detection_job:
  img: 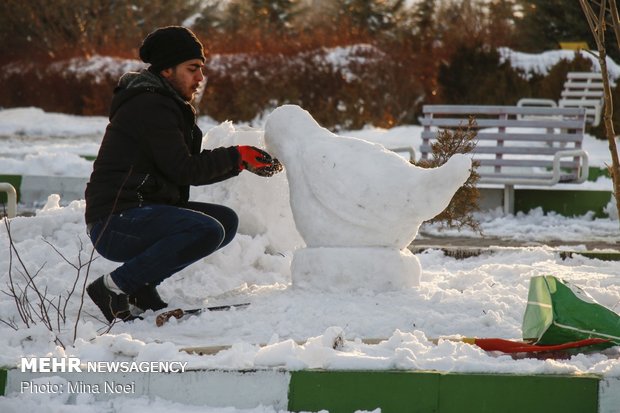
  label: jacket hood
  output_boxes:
[109,69,193,118]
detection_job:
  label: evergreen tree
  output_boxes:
[328,0,406,36]
[514,0,618,59]
[0,0,202,60]
[486,0,518,47]
[410,0,436,51]
[251,0,304,33]
[224,0,303,35]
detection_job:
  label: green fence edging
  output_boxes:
[288,370,600,413]
[588,166,611,182]
[289,370,439,413]
[78,154,97,161]
[515,189,612,217]
[0,174,22,204]
[560,251,620,261]
[1,368,603,411]
[0,368,7,397]
[439,373,598,413]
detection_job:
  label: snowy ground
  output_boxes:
[1,106,620,412]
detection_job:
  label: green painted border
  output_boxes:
[515,189,612,217]
[0,174,22,204]
[79,154,97,161]
[588,166,610,182]
[288,371,599,413]
[439,373,598,413]
[0,369,6,396]
[289,370,439,413]
[560,251,620,261]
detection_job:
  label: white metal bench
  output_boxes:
[420,105,589,214]
[517,72,612,127]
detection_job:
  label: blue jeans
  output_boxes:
[88,202,238,294]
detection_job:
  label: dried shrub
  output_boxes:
[0,58,144,115]
[416,117,481,233]
[200,44,423,129]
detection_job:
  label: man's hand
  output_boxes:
[237,146,283,177]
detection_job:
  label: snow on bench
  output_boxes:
[420,105,589,213]
[518,72,613,127]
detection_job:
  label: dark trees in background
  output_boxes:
[0,0,618,130]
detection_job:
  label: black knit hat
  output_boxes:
[139,26,205,72]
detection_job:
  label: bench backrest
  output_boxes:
[559,72,614,126]
[421,105,588,185]
[560,72,606,100]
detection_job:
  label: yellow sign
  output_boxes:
[559,41,590,50]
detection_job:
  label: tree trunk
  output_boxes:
[579,0,620,225]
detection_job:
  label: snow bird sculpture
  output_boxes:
[264,105,472,290]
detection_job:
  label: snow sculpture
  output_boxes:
[199,121,304,253]
[264,105,471,291]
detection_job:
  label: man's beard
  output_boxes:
[166,76,194,102]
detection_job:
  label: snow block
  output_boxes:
[292,246,421,291]
[599,376,620,413]
[5,369,291,409]
[4,368,618,412]
[288,371,600,413]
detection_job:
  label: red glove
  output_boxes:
[237,146,283,177]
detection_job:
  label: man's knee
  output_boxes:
[178,218,226,262]
[197,218,226,245]
[219,208,238,247]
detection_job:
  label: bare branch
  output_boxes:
[609,0,620,50]
[43,238,79,270]
[0,317,18,330]
[2,168,134,346]
[579,0,620,227]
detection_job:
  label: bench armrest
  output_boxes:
[477,149,589,186]
[517,98,558,108]
[0,182,17,218]
[552,149,589,184]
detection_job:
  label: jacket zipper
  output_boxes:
[135,173,150,207]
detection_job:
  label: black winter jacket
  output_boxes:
[85,70,240,224]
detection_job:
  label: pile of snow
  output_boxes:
[1,106,620,411]
[2,43,620,412]
[1,196,620,376]
[196,121,303,253]
[1,107,620,379]
[499,47,620,79]
[0,107,108,138]
[49,56,146,83]
[0,107,615,196]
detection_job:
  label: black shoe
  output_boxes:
[87,275,133,323]
[128,284,168,312]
